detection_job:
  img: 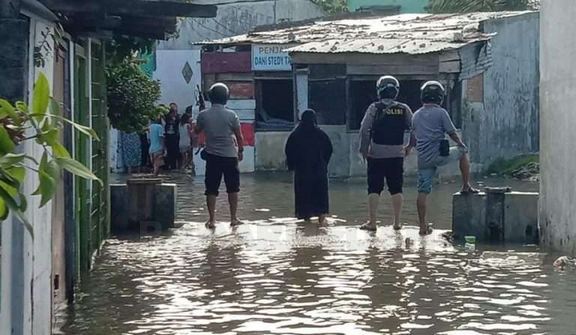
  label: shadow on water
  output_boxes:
[59,172,576,335]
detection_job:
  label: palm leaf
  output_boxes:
[428,0,529,13]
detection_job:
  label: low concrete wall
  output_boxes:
[110,183,178,233]
[255,128,466,178]
[255,131,291,171]
[323,126,350,177]
[453,191,539,244]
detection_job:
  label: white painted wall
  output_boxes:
[539,0,576,255]
[30,18,54,335]
[1,15,55,335]
[153,49,202,111]
[109,128,121,172]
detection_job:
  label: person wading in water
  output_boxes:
[359,76,415,232]
[285,109,333,225]
[407,81,479,235]
[194,83,245,229]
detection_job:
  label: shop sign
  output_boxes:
[251,44,294,71]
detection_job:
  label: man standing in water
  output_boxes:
[195,83,245,229]
[408,81,478,235]
[165,103,180,170]
[359,76,414,231]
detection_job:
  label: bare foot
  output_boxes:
[460,185,480,194]
[205,220,216,230]
[231,219,244,227]
[419,223,433,236]
[360,222,377,231]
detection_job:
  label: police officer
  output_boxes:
[359,76,415,231]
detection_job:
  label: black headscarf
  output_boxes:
[299,109,318,130]
[285,109,333,172]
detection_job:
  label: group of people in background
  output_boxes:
[133,77,478,235]
[120,102,200,176]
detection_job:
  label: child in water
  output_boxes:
[149,115,165,176]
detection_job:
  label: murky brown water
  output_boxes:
[59,173,576,335]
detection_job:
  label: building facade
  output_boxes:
[0,10,110,333]
[0,0,216,333]
[201,11,540,177]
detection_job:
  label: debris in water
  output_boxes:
[553,256,574,269]
[441,231,454,243]
[405,237,413,248]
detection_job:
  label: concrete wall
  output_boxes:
[256,127,463,178]
[540,0,576,254]
[158,0,324,50]
[463,13,540,169]
[255,132,290,171]
[153,49,202,112]
[347,0,428,12]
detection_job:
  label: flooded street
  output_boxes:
[60,173,576,335]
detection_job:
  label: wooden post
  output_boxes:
[294,67,309,121]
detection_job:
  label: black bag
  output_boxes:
[200,149,208,161]
[439,139,450,157]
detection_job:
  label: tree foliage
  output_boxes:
[106,60,162,133]
[106,35,155,65]
[312,0,349,15]
[0,73,100,236]
[428,0,530,13]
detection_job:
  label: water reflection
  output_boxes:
[59,173,574,334]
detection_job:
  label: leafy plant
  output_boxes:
[106,60,162,133]
[33,24,65,68]
[106,36,155,65]
[428,0,530,13]
[0,73,100,236]
[312,0,349,15]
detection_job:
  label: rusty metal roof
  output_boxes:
[201,11,535,55]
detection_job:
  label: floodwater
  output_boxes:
[59,173,576,335]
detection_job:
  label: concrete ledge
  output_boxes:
[110,183,178,233]
[453,191,539,244]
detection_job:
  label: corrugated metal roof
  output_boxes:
[201,11,535,55]
[528,0,540,10]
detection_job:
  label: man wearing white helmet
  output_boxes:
[407,81,479,235]
[195,83,245,229]
[359,75,415,232]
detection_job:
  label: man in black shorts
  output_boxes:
[195,83,245,229]
[359,76,415,231]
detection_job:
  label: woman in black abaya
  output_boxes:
[285,109,333,224]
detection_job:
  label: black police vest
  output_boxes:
[370,102,408,146]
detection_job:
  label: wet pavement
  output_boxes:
[59,173,576,335]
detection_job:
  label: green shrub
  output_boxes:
[106,60,161,133]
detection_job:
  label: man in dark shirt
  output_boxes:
[164,103,180,170]
[359,76,415,232]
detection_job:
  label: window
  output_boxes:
[255,79,294,131]
[348,80,376,131]
[348,79,449,130]
[309,79,346,125]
